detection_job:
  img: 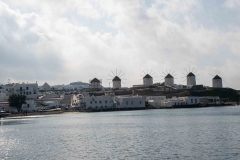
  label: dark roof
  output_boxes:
[90,78,100,83]
[165,74,173,78]
[187,72,195,77]
[113,76,121,81]
[213,75,222,80]
[143,74,152,79]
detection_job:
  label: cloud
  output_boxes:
[0,1,65,82]
[0,0,239,89]
[224,0,240,9]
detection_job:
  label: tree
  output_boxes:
[8,94,26,112]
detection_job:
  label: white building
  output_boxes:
[0,101,10,112]
[212,75,223,88]
[115,96,145,109]
[83,95,114,110]
[187,72,196,87]
[22,100,38,112]
[199,96,220,105]
[3,83,39,99]
[0,85,5,94]
[179,97,201,105]
[60,94,79,108]
[112,76,121,89]
[146,96,166,108]
[160,96,200,107]
[143,74,153,87]
[0,92,8,101]
[165,74,174,87]
[90,78,102,89]
[160,96,220,108]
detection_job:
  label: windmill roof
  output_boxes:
[43,82,50,87]
[165,74,173,78]
[90,78,100,83]
[213,75,222,80]
[113,76,121,81]
[143,74,152,79]
[187,72,195,77]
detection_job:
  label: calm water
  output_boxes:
[1,106,240,160]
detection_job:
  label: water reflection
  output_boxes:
[0,117,37,126]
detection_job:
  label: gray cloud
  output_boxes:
[0,1,65,83]
[0,0,239,89]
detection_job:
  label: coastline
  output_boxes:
[1,104,239,118]
[3,110,65,118]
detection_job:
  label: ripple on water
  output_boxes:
[0,106,240,160]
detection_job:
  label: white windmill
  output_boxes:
[108,69,125,89]
[212,75,223,88]
[160,68,176,87]
[164,74,174,87]
[89,78,102,89]
[140,69,155,87]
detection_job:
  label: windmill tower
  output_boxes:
[187,72,196,86]
[160,68,176,86]
[164,74,174,87]
[108,69,125,89]
[212,75,223,88]
[90,78,101,89]
[112,76,121,89]
[143,74,153,87]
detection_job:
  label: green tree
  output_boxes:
[8,94,26,112]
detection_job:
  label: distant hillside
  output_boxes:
[70,81,89,86]
[190,88,239,102]
[50,81,90,90]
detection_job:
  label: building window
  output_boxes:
[99,101,102,104]
[90,101,92,104]
[26,87,29,90]
[126,101,128,105]
[139,101,142,104]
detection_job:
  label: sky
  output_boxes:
[0,0,240,89]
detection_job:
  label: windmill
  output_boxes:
[182,66,199,87]
[160,68,176,87]
[89,78,102,89]
[209,70,223,88]
[107,69,125,89]
[140,69,155,87]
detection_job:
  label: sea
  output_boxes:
[1,106,240,160]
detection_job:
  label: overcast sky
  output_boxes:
[0,0,240,89]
